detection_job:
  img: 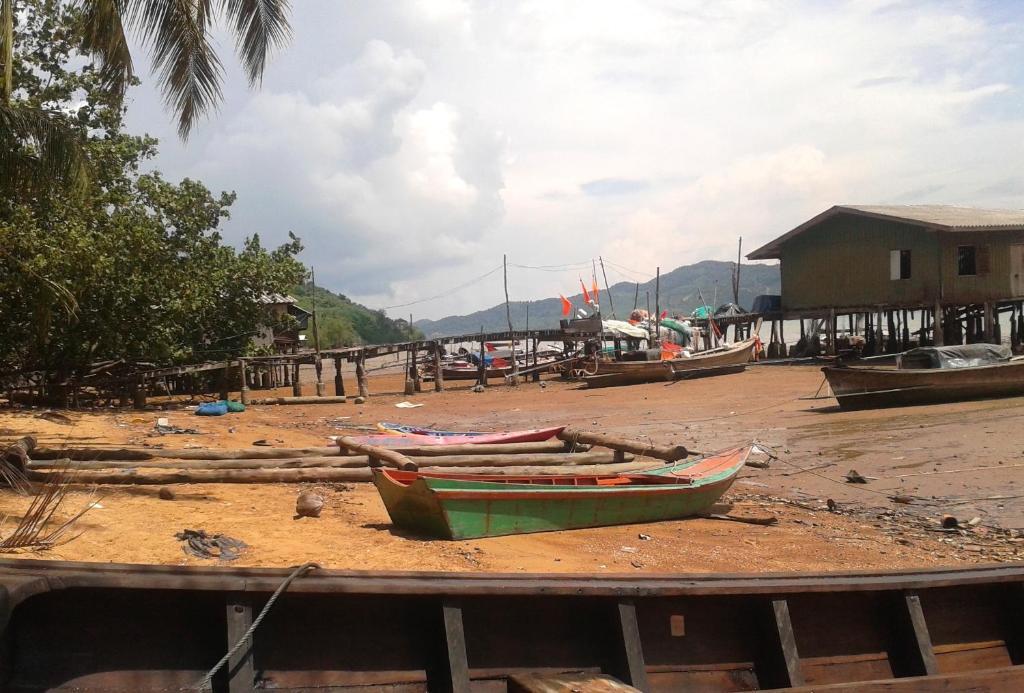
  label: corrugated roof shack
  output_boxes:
[748,205,1024,353]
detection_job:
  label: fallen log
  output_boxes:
[26,460,660,485]
[360,440,585,457]
[248,396,349,405]
[2,436,37,471]
[29,456,371,471]
[31,440,587,462]
[27,451,628,471]
[557,428,687,462]
[337,436,418,471]
[30,446,341,461]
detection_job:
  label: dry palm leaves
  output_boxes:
[0,437,33,494]
[0,464,97,552]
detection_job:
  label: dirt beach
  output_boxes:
[1,364,1022,572]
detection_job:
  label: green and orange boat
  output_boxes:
[372,444,751,539]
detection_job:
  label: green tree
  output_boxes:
[0,1,306,385]
[1,0,291,195]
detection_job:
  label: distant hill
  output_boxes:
[292,283,422,347]
[415,260,780,338]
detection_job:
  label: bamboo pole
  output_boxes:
[337,436,418,470]
[504,254,520,385]
[28,450,627,471]
[27,460,660,485]
[249,395,349,405]
[557,428,687,462]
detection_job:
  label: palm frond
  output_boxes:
[0,102,90,195]
[222,0,291,87]
[124,0,223,138]
[0,463,97,552]
[79,0,135,99]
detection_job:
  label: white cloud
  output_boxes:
[134,0,1024,318]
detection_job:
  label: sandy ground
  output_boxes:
[1,364,1023,572]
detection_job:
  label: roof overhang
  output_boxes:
[747,205,1024,260]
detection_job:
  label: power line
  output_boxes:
[379,264,503,311]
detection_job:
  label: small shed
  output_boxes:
[748,205,1024,350]
[255,294,311,353]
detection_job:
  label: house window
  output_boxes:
[890,249,911,280]
[958,246,976,276]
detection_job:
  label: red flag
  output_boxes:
[580,279,591,304]
[559,295,571,316]
[591,277,600,303]
[660,310,668,319]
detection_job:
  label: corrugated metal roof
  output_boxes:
[748,204,1024,259]
[258,293,298,305]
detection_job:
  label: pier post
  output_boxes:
[433,342,445,392]
[983,302,995,343]
[933,301,944,346]
[356,351,369,398]
[292,362,302,397]
[239,359,250,405]
[333,357,346,400]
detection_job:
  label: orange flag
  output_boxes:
[580,279,591,304]
[591,277,600,303]
[560,295,572,316]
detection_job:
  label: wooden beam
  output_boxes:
[900,591,939,676]
[438,600,471,693]
[608,599,649,690]
[225,597,255,693]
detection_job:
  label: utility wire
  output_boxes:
[379,265,503,311]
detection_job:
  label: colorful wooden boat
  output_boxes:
[584,338,757,388]
[823,345,1024,409]
[372,445,751,539]
[0,558,1021,691]
[375,422,487,436]
[350,426,566,448]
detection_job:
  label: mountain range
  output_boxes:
[414,260,781,338]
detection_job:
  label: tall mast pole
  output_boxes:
[310,268,324,396]
[503,254,519,384]
[599,256,615,319]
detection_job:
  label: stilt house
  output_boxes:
[748,205,1024,351]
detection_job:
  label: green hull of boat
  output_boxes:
[372,454,744,540]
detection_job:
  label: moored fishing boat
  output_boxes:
[349,426,566,448]
[372,445,751,539]
[823,344,1024,409]
[584,337,757,388]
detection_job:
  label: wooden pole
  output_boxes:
[239,359,250,405]
[933,301,944,346]
[732,237,742,305]
[557,428,687,462]
[334,357,345,398]
[633,283,640,312]
[477,328,486,387]
[292,362,303,397]
[433,341,444,392]
[503,254,519,385]
[337,436,418,470]
[311,269,325,397]
[599,256,615,318]
[356,351,369,398]
[654,267,661,343]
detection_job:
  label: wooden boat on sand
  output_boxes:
[2,559,1022,691]
[349,426,566,448]
[372,445,750,539]
[823,344,1024,409]
[584,337,757,388]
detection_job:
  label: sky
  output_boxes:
[123,0,1024,320]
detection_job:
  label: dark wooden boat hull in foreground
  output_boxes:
[823,359,1024,409]
[0,559,1022,692]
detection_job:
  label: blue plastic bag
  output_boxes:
[195,402,229,416]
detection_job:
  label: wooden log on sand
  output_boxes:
[360,440,585,457]
[2,436,37,471]
[32,440,583,462]
[248,396,350,405]
[337,436,419,470]
[28,451,631,471]
[557,428,688,462]
[26,460,661,485]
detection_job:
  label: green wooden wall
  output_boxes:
[778,214,1021,312]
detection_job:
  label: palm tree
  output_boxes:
[1,0,291,194]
